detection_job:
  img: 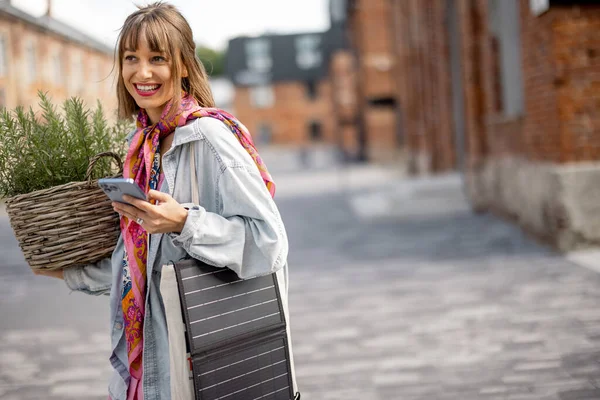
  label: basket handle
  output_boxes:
[86,152,124,184]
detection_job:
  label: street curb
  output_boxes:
[565,249,600,274]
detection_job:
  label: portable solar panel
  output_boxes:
[174,259,296,400]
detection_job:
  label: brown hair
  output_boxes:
[115,1,215,120]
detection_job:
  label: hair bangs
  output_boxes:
[141,18,172,56]
[118,14,172,58]
[116,2,215,120]
[118,15,142,54]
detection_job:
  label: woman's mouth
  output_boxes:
[134,84,161,97]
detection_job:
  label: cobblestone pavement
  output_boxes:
[285,174,600,400]
[2,169,600,399]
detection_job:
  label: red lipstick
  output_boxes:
[134,84,161,97]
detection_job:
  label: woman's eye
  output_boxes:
[124,55,136,61]
[152,56,166,62]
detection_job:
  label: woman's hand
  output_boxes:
[33,269,64,280]
[112,189,188,234]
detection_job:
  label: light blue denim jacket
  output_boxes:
[63,117,297,400]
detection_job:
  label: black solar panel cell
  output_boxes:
[174,259,295,400]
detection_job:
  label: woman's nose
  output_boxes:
[137,61,152,79]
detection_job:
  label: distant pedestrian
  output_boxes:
[34,2,298,399]
[299,144,311,168]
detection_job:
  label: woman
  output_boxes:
[36,2,298,399]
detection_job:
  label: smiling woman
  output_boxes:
[121,42,177,124]
[33,2,299,400]
[115,4,215,124]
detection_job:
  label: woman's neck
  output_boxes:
[146,110,161,125]
[160,132,174,157]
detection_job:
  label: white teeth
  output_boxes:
[137,84,159,91]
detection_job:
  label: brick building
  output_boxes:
[225,30,339,147]
[341,0,460,171]
[345,0,403,164]
[0,1,116,115]
[460,0,600,250]
[340,0,600,249]
[224,0,402,162]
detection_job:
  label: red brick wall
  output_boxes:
[347,0,401,162]
[329,50,360,157]
[457,0,488,169]
[518,1,562,162]
[462,0,600,166]
[349,0,396,100]
[330,50,358,124]
[552,6,600,162]
[389,0,456,172]
[232,80,335,146]
[459,0,529,160]
[364,108,398,161]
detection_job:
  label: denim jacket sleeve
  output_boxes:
[63,256,113,296]
[170,121,289,279]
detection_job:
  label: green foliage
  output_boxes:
[0,92,131,198]
[196,45,225,77]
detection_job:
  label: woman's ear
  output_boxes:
[182,66,189,78]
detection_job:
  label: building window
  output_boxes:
[105,67,114,93]
[306,81,318,100]
[250,85,274,109]
[89,59,101,93]
[0,35,7,77]
[52,50,63,86]
[90,60,99,84]
[245,38,272,72]
[70,52,83,93]
[295,35,322,70]
[256,122,273,145]
[308,120,323,141]
[26,40,37,84]
[488,0,524,117]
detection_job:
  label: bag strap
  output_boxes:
[189,141,199,205]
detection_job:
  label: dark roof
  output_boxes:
[322,22,348,60]
[225,26,349,87]
[226,31,328,86]
[225,0,350,87]
[0,2,113,55]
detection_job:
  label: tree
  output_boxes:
[196,46,225,77]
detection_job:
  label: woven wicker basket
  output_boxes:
[6,152,123,271]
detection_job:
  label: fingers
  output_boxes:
[119,209,138,223]
[112,191,183,234]
[147,189,170,203]
[34,269,65,280]
[112,201,138,215]
[112,201,146,223]
[121,195,152,212]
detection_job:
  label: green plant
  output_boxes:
[0,92,131,198]
[196,45,225,77]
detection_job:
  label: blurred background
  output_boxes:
[2,0,600,399]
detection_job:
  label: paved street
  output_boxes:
[2,166,600,399]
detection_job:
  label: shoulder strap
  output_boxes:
[189,141,199,205]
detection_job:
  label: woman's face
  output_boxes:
[122,36,174,124]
